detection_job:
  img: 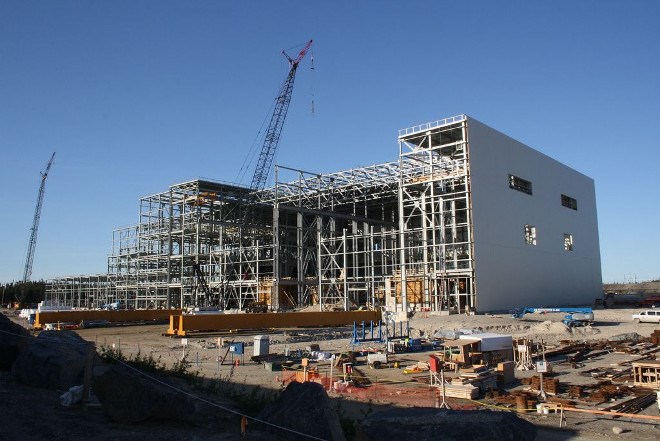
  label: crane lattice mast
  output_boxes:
[22,152,56,282]
[250,40,313,190]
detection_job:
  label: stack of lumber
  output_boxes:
[492,391,537,411]
[584,384,623,404]
[530,376,541,390]
[568,385,583,399]
[442,383,479,399]
[528,375,561,395]
[457,365,498,392]
[545,378,560,394]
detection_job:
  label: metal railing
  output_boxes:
[398,114,466,138]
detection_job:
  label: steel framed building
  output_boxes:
[46,115,602,313]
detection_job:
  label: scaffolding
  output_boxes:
[46,115,476,313]
[397,115,475,313]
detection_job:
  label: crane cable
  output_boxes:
[310,46,315,117]
[234,98,277,186]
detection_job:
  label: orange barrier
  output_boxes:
[563,406,660,421]
[34,309,183,330]
[166,310,382,336]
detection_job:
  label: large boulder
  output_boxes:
[93,363,237,428]
[11,330,91,390]
[256,381,346,441]
[356,408,536,441]
[0,313,32,370]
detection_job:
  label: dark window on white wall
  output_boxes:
[524,225,537,245]
[561,194,578,210]
[509,174,533,195]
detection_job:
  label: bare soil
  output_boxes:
[3,307,660,440]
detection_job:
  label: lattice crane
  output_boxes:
[249,39,313,190]
[22,152,56,282]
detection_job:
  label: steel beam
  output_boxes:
[34,309,183,330]
[166,310,381,336]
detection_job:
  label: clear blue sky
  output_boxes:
[1,1,658,284]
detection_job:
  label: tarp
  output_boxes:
[442,338,479,347]
[442,334,512,352]
[471,333,513,352]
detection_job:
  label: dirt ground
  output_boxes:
[3,307,660,440]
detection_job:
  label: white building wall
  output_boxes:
[466,117,602,312]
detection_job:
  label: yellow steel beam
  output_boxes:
[34,309,183,330]
[166,310,382,336]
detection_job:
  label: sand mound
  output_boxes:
[531,320,569,334]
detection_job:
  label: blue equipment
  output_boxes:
[511,307,594,327]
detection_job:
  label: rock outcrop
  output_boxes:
[93,363,236,428]
[256,381,346,441]
[12,330,91,390]
[0,313,32,370]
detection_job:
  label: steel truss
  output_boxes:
[397,115,475,313]
[46,115,477,314]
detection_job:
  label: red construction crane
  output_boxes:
[249,40,313,190]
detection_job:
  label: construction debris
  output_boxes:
[632,360,660,389]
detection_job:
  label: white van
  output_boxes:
[632,310,660,324]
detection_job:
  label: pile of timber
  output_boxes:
[579,366,631,380]
[442,382,480,399]
[568,385,583,399]
[604,392,658,414]
[460,366,499,389]
[584,382,626,404]
[443,365,498,399]
[493,391,538,412]
[528,375,561,395]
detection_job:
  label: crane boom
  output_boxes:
[22,152,56,282]
[250,40,313,190]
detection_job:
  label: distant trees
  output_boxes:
[0,281,45,306]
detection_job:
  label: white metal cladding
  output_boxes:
[466,117,602,312]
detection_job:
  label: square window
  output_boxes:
[564,233,573,251]
[524,225,537,245]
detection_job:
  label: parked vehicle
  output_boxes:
[511,307,594,327]
[632,310,660,324]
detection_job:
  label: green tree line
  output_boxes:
[0,281,46,306]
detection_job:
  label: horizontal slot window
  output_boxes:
[509,174,532,195]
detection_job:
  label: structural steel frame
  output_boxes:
[396,115,476,313]
[46,115,476,314]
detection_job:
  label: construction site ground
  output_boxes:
[5,307,660,440]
